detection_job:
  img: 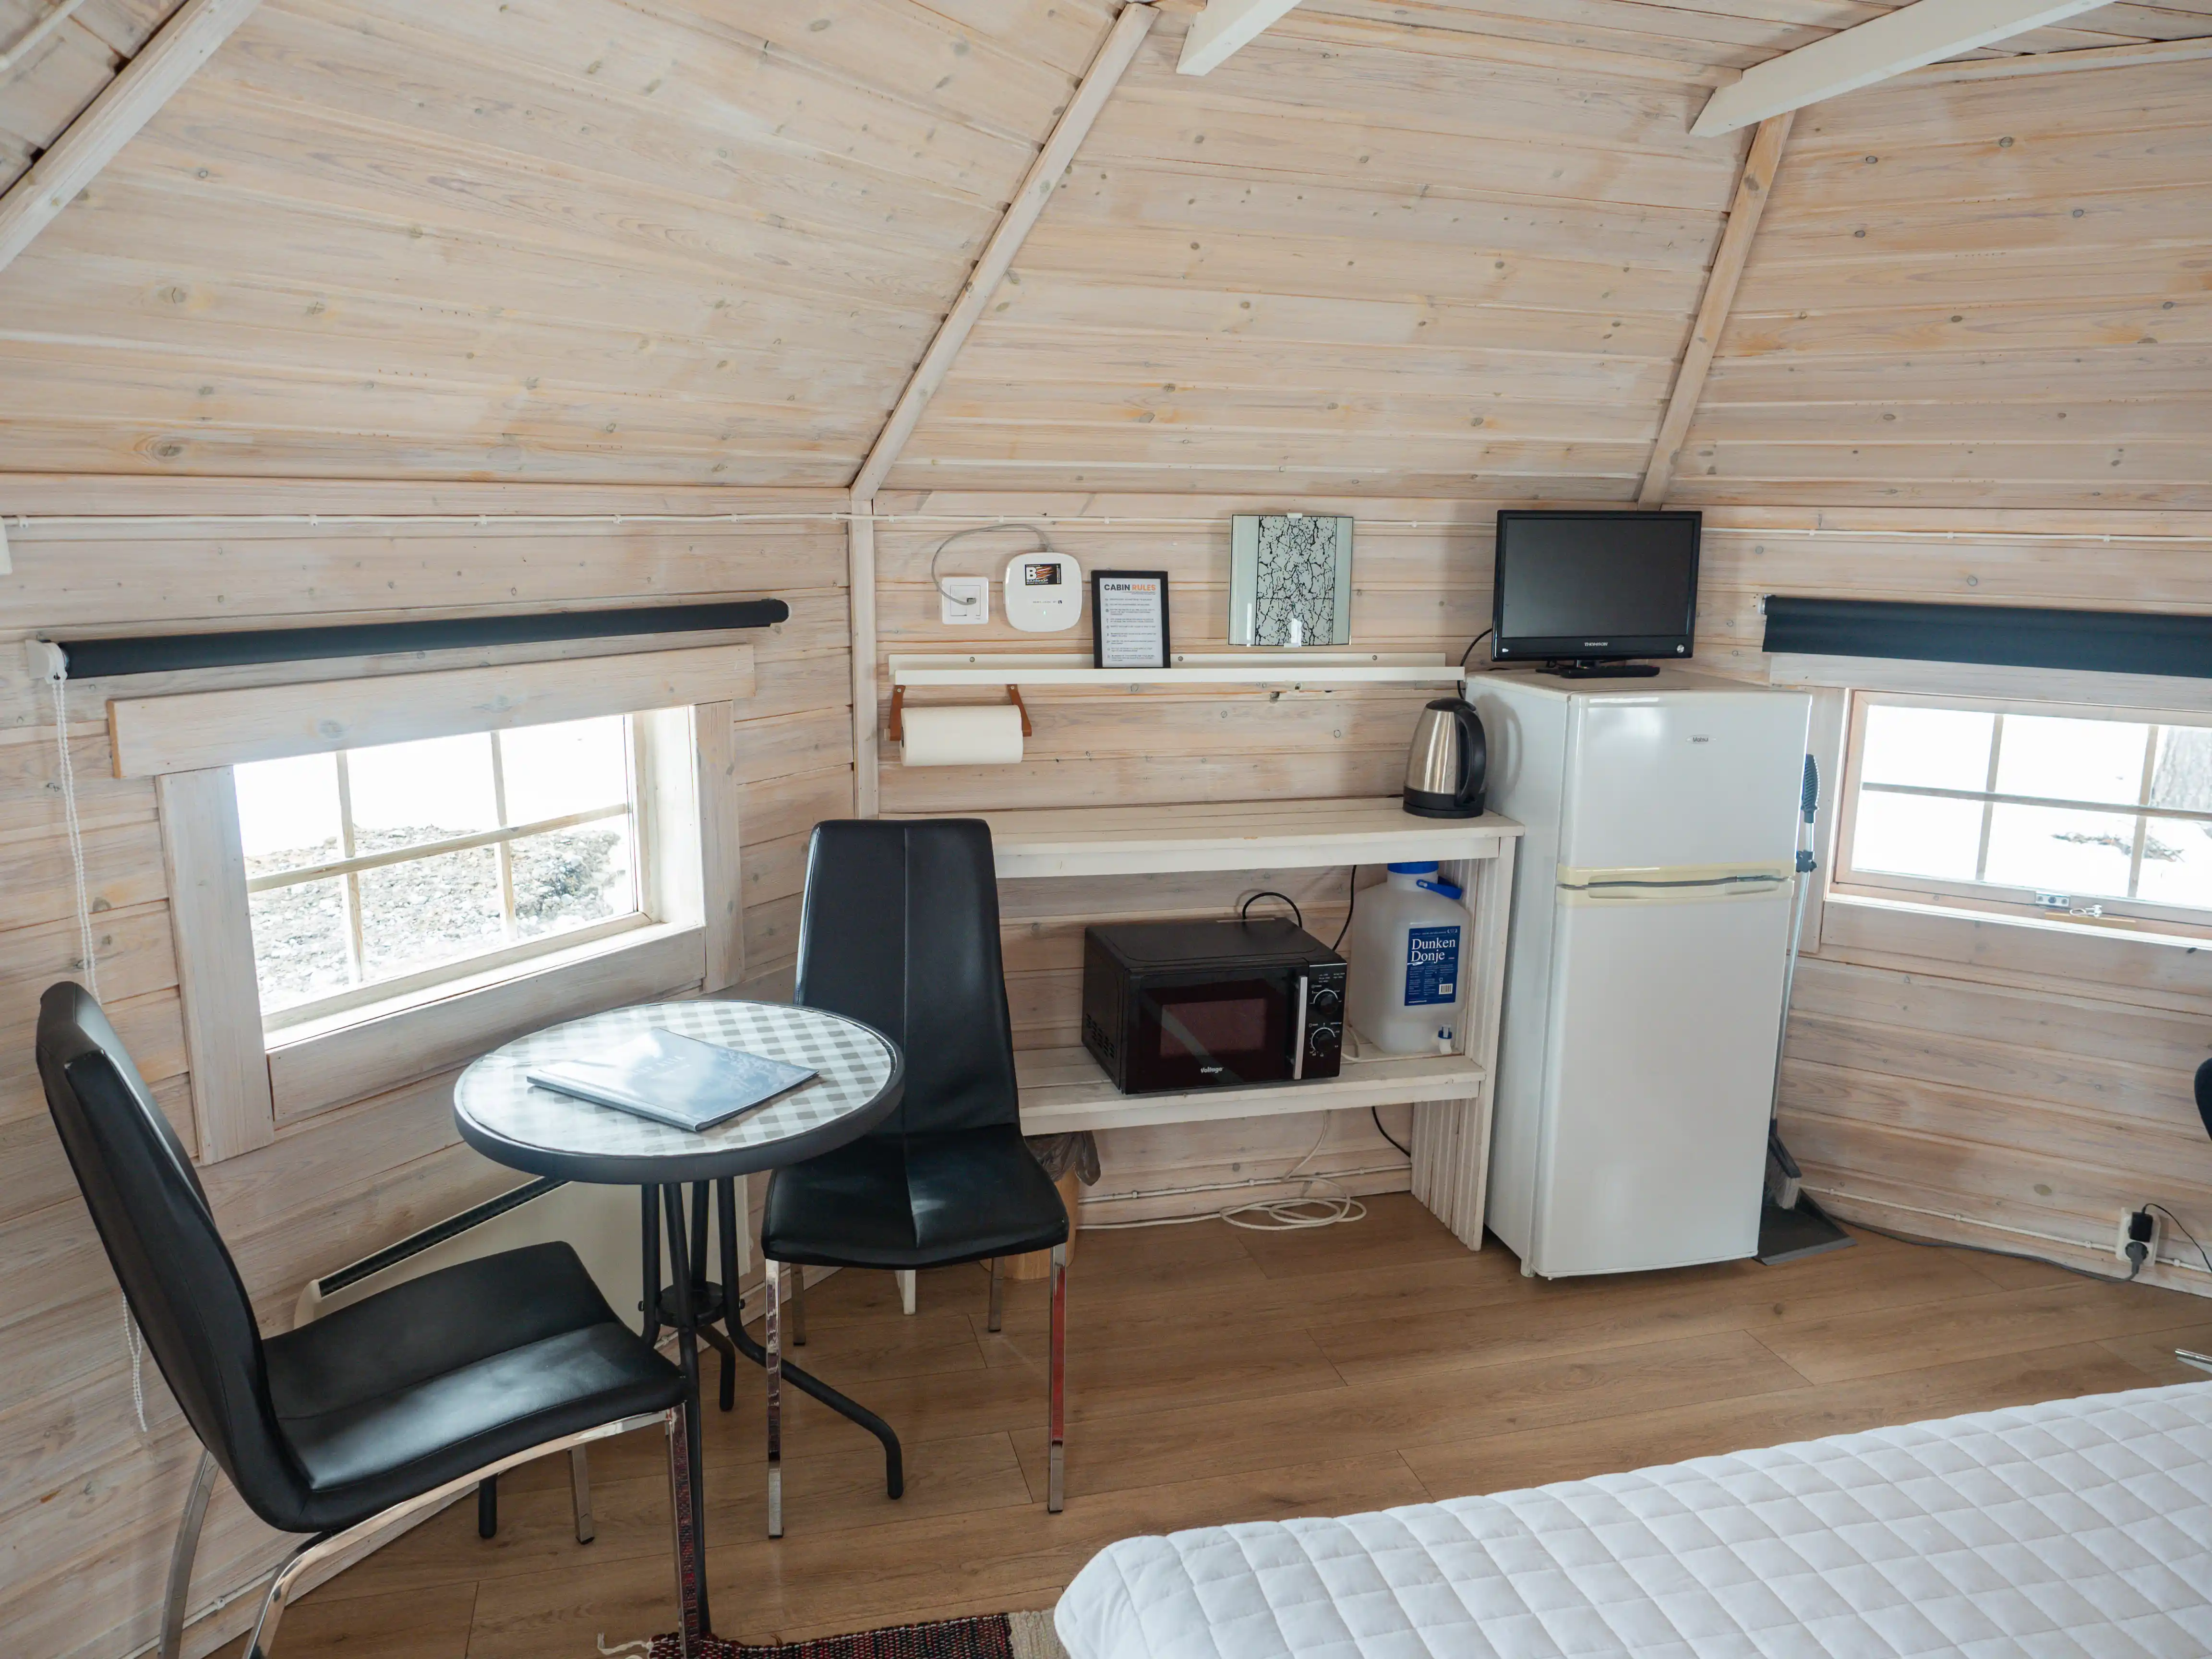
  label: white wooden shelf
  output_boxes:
[881,794,1520,1252]
[1016,1044,1489,1135]
[888,650,1466,689]
[920,797,1523,878]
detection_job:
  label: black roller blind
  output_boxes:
[1762,597,2212,680]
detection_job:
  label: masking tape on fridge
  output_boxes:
[1557,860,1793,905]
[1557,861,1793,887]
[899,702,1025,766]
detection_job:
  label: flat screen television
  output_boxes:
[1491,509,1700,677]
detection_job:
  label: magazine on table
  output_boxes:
[527,1028,816,1132]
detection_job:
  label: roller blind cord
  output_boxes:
[41,653,148,1434]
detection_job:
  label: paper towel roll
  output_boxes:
[900,702,1026,766]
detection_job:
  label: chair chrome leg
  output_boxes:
[665,1403,700,1659]
[569,1446,596,1544]
[791,1265,807,1347]
[2178,1348,2212,1374]
[988,1256,1005,1333]
[244,1534,322,1659]
[221,1412,663,1659]
[896,1268,917,1315]
[1048,1241,1068,1514]
[161,1450,218,1659]
[764,1255,784,1539]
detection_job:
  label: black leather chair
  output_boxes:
[35,983,699,1659]
[759,819,1070,1533]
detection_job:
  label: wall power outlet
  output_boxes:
[2116,1207,2161,1272]
[939,576,989,625]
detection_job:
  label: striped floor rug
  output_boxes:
[641,1610,1066,1659]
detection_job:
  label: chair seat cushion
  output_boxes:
[261,1240,682,1532]
[761,1125,1070,1269]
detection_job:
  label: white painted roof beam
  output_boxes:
[1692,0,2113,136]
[1176,0,1305,75]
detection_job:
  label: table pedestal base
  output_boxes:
[640,1178,906,1632]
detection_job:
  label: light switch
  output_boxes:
[940,576,989,625]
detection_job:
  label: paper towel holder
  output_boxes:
[888,684,1032,744]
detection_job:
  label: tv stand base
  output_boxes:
[1541,661,1663,679]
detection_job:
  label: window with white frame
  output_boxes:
[234,714,647,1026]
[1837,692,2212,934]
[131,642,750,1160]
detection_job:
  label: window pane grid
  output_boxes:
[491,729,519,940]
[1846,694,2212,928]
[237,715,645,1018]
[2126,726,2158,899]
[243,803,632,892]
[335,749,366,983]
[1858,782,2212,827]
[1972,712,2002,884]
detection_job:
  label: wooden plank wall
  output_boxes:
[1673,55,2212,508]
[870,495,2212,1266]
[0,481,852,1659]
[1693,506,2212,1293]
[871,491,1501,1219]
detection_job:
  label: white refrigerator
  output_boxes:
[1469,670,1812,1278]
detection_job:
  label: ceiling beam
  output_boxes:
[1176,0,1304,75]
[1893,34,2212,85]
[1692,0,2110,136]
[1638,114,1793,507]
[851,1,1157,499]
[0,0,262,276]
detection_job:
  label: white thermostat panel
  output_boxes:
[1005,550,1082,632]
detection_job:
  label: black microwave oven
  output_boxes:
[1081,917,1346,1094]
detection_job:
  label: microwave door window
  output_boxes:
[1140,979,1289,1086]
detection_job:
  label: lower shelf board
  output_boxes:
[1014,1044,1488,1135]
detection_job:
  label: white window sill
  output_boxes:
[1826,889,2212,954]
[266,919,709,1124]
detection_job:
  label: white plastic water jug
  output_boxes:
[1346,861,1470,1056]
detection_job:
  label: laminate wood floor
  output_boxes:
[219,1198,2212,1659]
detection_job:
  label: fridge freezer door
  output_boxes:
[1559,691,1810,875]
[1527,884,1793,1277]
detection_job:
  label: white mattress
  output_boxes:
[1057,1382,2212,1659]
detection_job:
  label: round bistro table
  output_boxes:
[454,999,904,1648]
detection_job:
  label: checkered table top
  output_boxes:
[454,1000,900,1182]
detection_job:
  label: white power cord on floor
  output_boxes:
[1082,1120,1370,1233]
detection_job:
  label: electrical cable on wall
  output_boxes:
[1313,865,1412,1159]
[36,643,150,1434]
[2145,1202,2212,1277]
[925,521,1059,605]
[1238,890,1303,929]
[10,510,2212,544]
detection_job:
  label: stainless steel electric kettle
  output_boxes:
[1402,695,1487,818]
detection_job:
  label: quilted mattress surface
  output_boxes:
[1056,1382,2212,1659]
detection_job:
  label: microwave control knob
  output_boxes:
[1307,1026,1340,1059]
[1310,986,1341,1009]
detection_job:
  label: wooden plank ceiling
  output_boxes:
[1669,52,2212,508]
[0,0,2204,492]
[0,0,1120,481]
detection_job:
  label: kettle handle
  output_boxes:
[1452,701,1487,809]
